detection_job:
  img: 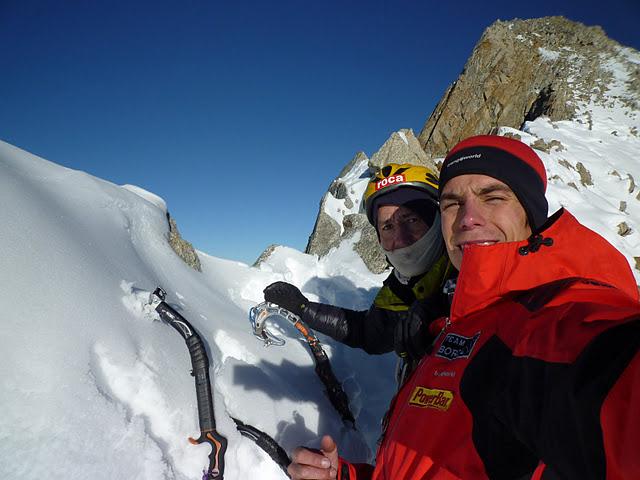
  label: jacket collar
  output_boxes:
[450,209,639,321]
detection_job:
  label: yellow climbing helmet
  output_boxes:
[364,163,439,225]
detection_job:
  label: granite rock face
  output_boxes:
[252,244,279,268]
[305,207,342,259]
[344,213,388,273]
[167,213,202,272]
[369,129,432,168]
[418,16,639,158]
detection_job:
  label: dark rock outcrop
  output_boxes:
[167,213,202,272]
[418,16,638,158]
[253,244,279,267]
[305,152,368,259]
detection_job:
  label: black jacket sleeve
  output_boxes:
[301,302,402,354]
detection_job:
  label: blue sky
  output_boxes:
[2,1,639,264]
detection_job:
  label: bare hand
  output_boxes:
[287,435,339,480]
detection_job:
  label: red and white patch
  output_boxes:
[376,174,405,190]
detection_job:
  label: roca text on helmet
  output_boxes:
[363,163,440,226]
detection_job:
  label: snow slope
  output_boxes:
[0,140,390,479]
[520,43,640,284]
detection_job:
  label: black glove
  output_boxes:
[263,281,309,317]
[393,301,437,361]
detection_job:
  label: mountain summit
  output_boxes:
[419,16,640,157]
[304,16,640,285]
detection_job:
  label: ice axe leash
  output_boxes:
[149,288,290,479]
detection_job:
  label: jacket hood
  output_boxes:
[451,209,639,321]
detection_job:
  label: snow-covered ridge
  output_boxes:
[316,114,640,285]
[501,117,640,286]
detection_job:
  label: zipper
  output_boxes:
[425,316,451,355]
[380,316,452,479]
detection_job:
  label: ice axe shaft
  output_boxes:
[149,287,228,480]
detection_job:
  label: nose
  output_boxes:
[456,198,485,231]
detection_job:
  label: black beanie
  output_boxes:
[440,135,549,231]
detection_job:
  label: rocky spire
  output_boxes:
[418,16,639,158]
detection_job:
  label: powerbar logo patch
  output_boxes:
[409,387,454,411]
[376,174,405,190]
[436,332,481,361]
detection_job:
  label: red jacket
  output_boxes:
[341,209,640,479]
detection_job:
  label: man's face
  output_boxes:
[377,204,430,251]
[439,174,532,270]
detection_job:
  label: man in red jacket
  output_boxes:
[288,135,640,480]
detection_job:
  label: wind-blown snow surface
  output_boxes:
[0,140,390,479]
[2,76,640,478]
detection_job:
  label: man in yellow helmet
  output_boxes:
[263,163,455,385]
